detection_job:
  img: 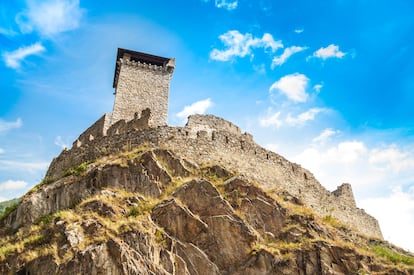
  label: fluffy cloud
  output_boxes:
[360,186,414,252]
[0,118,23,133]
[286,108,328,126]
[0,180,27,191]
[271,46,307,67]
[16,0,83,36]
[210,30,283,61]
[311,44,346,60]
[293,141,414,191]
[177,98,213,119]
[3,43,45,69]
[215,0,238,10]
[269,73,309,102]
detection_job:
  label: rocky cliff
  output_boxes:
[1,146,413,274]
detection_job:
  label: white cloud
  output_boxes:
[271,46,307,67]
[286,108,328,127]
[55,136,69,149]
[210,30,283,61]
[3,43,45,69]
[0,118,23,133]
[0,148,4,154]
[259,111,282,128]
[253,63,266,74]
[0,180,27,191]
[269,73,309,102]
[177,98,213,119]
[313,84,323,93]
[16,0,83,36]
[294,28,304,34]
[312,128,339,144]
[360,186,414,252]
[0,27,18,36]
[293,141,414,192]
[369,145,414,174]
[311,44,346,60]
[260,108,326,129]
[0,197,7,203]
[215,0,238,10]
[0,160,49,173]
[265,143,279,152]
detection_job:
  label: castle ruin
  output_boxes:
[49,48,382,239]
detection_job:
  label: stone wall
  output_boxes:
[46,114,382,239]
[73,113,111,148]
[110,58,173,127]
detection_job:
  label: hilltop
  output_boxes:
[0,143,413,274]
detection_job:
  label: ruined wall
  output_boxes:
[74,113,111,148]
[111,59,173,127]
[46,115,382,239]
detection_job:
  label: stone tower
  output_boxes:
[111,48,175,127]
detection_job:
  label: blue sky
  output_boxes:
[1,0,414,251]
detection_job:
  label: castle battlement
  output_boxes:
[47,112,382,239]
[46,48,382,239]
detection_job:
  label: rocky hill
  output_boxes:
[1,145,413,274]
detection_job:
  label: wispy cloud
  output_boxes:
[0,27,18,36]
[177,98,213,119]
[2,43,45,69]
[0,160,49,173]
[310,44,346,60]
[0,118,23,134]
[210,30,283,61]
[215,0,238,10]
[259,108,326,128]
[54,136,69,149]
[259,110,282,128]
[294,28,304,34]
[0,148,5,154]
[271,46,308,67]
[313,84,323,93]
[0,180,27,192]
[269,73,309,102]
[286,108,328,127]
[312,128,339,144]
[16,0,83,36]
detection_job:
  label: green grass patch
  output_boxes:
[0,199,21,221]
[322,215,341,227]
[63,161,92,177]
[371,244,414,266]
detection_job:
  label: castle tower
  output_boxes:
[111,48,175,127]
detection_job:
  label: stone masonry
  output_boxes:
[111,48,175,127]
[47,49,382,239]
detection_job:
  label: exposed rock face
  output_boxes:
[1,148,413,274]
[45,114,383,239]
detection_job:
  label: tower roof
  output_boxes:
[113,48,174,88]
